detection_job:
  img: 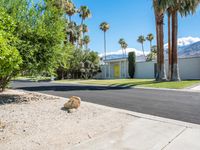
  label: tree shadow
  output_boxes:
[0,94,26,105]
[109,80,160,87]
[14,84,131,92]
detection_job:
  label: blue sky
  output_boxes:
[35,0,200,54]
[73,0,200,54]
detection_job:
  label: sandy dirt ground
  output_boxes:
[0,90,137,150]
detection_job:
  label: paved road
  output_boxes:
[11,80,200,125]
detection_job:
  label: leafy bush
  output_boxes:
[128,52,136,78]
[0,8,22,91]
[0,32,22,91]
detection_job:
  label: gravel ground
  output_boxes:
[0,90,137,150]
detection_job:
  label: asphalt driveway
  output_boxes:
[11,80,200,125]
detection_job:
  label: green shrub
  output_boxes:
[0,32,22,91]
[128,52,136,78]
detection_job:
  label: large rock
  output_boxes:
[64,96,81,112]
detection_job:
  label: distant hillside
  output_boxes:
[179,41,200,57]
[101,37,200,62]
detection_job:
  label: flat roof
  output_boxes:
[104,57,127,63]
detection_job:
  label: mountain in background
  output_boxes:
[101,37,200,61]
[178,41,200,57]
[165,37,200,58]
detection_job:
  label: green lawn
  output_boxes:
[14,76,51,82]
[54,79,200,89]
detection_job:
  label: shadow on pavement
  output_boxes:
[13,82,131,92]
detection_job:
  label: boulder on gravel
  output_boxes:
[64,96,81,112]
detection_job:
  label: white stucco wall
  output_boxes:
[95,57,200,80]
[135,61,156,79]
[178,57,200,79]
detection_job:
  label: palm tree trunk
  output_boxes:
[86,44,88,50]
[121,48,124,57]
[104,31,107,78]
[142,43,145,58]
[171,10,181,81]
[150,41,152,52]
[80,19,84,48]
[159,14,167,81]
[155,10,167,81]
[155,14,161,81]
[104,31,107,60]
[168,12,172,80]
[69,16,72,22]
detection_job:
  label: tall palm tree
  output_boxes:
[100,22,110,78]
[122,42,128,57]
[153,0,167,81]
[122,41,128,78]
[137,35,146,58]
[53,0,65,10]
[76,25,82,47]
[118,38,128,78]
[65,0,76,22]
[167,7,172,80]
[83,35,90,49]
[67,21,77,44]
[78,6,91,48]
[171,0,200,81]
[79,6,91,25]
[82,24,88,37]
[146,33,154,51]
[159,0,200,81]
[100,22,110,61]
[118,38,125,57]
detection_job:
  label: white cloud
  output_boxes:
[164,36,200,49]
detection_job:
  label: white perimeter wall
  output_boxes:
[95,57,200,80]
[135,57,200,79]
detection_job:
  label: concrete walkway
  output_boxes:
[191,84,200,91]
[70,107,200,150]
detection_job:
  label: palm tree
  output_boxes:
[78,6,91,48]
[53,0,65,10]
[122,42,128,57]
[82,24,88,37]
[122,41,128,78]
[67,21,77,44]
[153,0,167,81]
[83,35,90,49]
[167,7,172,80]
[100,22,110,61]
[137,35,146,58]
[65,0,76,22]
[79,6,91,25]
[100,22,110,78]
[159,0,200,81]
[76,25,82,47]
[118,38,128,78]
[118,38,125,57]
[171,0,200,81]
[146,33,154,51]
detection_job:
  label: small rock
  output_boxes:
[64,96,81,111]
